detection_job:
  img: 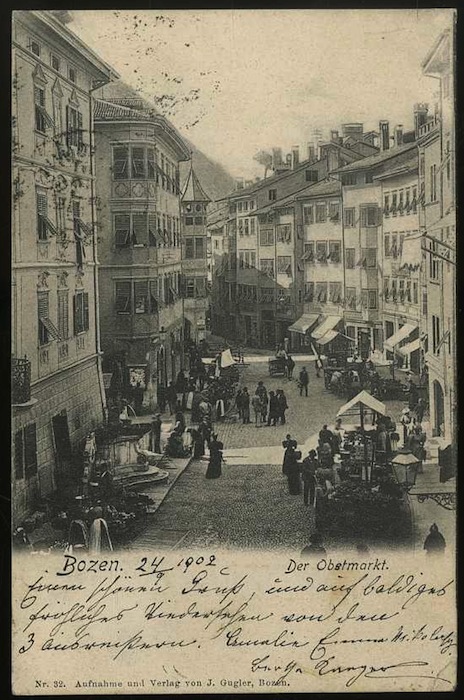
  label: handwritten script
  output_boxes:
[13,551,456,693]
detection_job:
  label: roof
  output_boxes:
[253,178,341,217]
[181,164,211,202]
[320,140,376,160]
[373,153,418,181]
[336,390,386,418]
[331,142,417,174]
[94,99,190,160]
[422,28,451,73]
[220,156,318,201]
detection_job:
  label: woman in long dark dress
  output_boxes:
[191,428,205,459]
[205,433,224,479]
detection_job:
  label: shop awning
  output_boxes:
[337,390,386,419]
[397,338,421,356]
[312,315,342,340]
[317,330,338,345]
[288,313,319,334]
[384,323,417,352]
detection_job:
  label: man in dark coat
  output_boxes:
[150,413,162,453]
[267,390,278,426]
[423,523,446,555]
[299,366,309,396]
[166,381,177,414]
[277,389,288,424]
[301,450,318,506]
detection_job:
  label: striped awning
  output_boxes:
[288,313,319,334]
[312,315,341,340]
[384,323,417,352]
[317,330,338,345]
[397,338,421,356]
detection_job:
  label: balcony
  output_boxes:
[12,356,35,406]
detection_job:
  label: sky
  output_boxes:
[67,9,454,179]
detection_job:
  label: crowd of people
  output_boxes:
[236,382,290,426]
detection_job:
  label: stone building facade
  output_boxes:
[12,10,116,525]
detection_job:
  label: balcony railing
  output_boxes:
[12,356,31,404]
[418,116,440,138]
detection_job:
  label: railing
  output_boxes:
[12,356,31,404]
[418,116,440,138]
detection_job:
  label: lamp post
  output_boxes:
[391,451,420,489]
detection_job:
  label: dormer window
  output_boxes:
[30,39,41,56]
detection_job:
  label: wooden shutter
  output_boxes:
[148,213,157,246]
[114,214,130,247]
[83,293,89,331]
[77,111,83,148]
[132,213,147,245]
[14,430,24,480]
[23,424,37,479]
[113,146,129,179]
[37,291,49,319]
[115,281,131,313]
[65,105,70,147]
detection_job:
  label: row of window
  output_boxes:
[304,283,378,310]
[113,212,181,248]
[28,37,78,83]
[383,187,418,216]
[185,236,206,259]
[185,216,206,226]
[260,256,292,277]
[115,274,181,314]
[238,217,256,236]
[34,82,84,151]
[303,201,340,225]
[257,224,292,245]
[303,241,342,264]
[230,200,256,213]
[36,190,89,269]
[383,232,410,259]
[38,289,89,346]
[383,278,419,305]
[113,145,179,192]
[340,172,375,186]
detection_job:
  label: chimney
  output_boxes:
[394,124,403,147]
[255,176,261,183]
[285,153,292,166]
[291,145,300,169]
[331,130,339,143]
[235,178,244,191]
[245,179,253,188]
[379,120,390,151]
[307,143,316,162]
[272,147,283,169]
[414,103,429,138]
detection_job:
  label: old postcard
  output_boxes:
[11,8,457,694]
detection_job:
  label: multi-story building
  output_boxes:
[418,26,456,443]
[93,94,190,409]
[180,163,211,343]
[376,149,422,373]
[215,133,376,347]
[295,178,345,352]
[12,10,116,524]
[333,129,418,358]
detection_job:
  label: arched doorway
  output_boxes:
[433,380,445,437]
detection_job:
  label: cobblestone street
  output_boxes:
[130,357,411,554]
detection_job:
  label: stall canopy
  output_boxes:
[317,329,338,345]
[336,390,386,420]
[312,315,342,340]
[221,348,236,368]
[397,338,421,356]
[288,313,319,334]
[384,323,417,352]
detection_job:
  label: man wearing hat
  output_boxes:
[150,412,162,453]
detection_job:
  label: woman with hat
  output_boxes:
[400,407,412,447]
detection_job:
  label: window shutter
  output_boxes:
[14,430,24,480]
[73,294,78,335]
[77,111,83,147]
[115,281,132,313]
[37,291,49,319]
[83,293,89,330]
[36,191,48,217]
[148,213,157,246]
[65,105,70,147]
[113,146,129,179]
[132,213,147,245]
[149,280,158,311]
[23,424,38,479]
[114,214,130,247]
